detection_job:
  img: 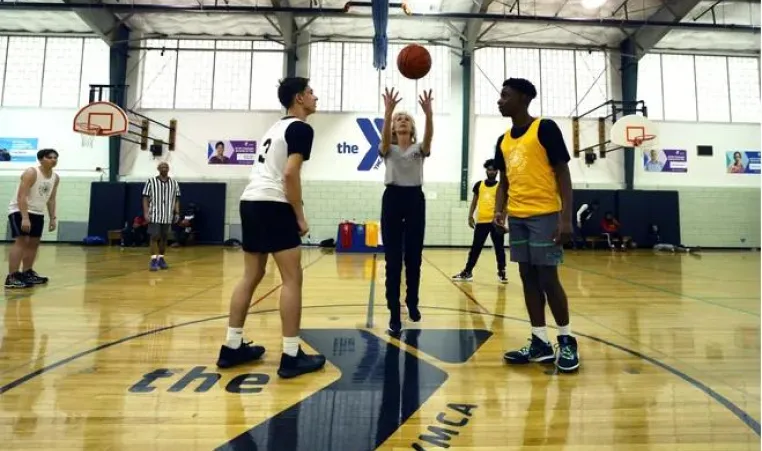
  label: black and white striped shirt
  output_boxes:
[142,176,181,224]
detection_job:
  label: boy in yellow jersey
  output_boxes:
[492,78,579,373]
[452,159,508,284]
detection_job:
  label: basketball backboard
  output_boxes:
[73,101,129,137]
[610,114,659,148]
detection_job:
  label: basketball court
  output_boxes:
[1,246,759,450]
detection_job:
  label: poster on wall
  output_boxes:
[726,151,760,174]
[0,137,38,163]
[642,148,687,173]
[207,140,257,165]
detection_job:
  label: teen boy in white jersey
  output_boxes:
[5,149,60,289]
[215,77,326,379]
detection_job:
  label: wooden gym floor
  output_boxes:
[0,244,759,450]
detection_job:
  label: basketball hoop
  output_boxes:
[76,122,103,148]
[631,134,656,150]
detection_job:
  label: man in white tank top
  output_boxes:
[5,149,60,289]
[215,77,326,380]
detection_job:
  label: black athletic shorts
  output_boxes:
[8,211,45,238]
[240,200,301,254]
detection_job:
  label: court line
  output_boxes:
[365,253,378,328]
[421,254,490,314]
[0,300,758,436]
[564,263,760,317]
[0,252,326,380]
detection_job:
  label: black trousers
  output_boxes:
[381,185,425,312]
[465,223,506,272]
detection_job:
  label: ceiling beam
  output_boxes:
[464,0,496,55]
[627,0,705,59]
[2,1,759,33]
[61,0,125,46]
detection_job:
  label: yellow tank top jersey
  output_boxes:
[475,181,501,223]
[499,118,562,218]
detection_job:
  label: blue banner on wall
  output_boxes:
[0,137,38,163]
[643,149,687,173]
[726,151,760,174]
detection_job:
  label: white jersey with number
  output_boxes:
[240,116,313,203]
[8,166,57,215]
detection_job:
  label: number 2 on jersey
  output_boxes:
[258,139,272,163]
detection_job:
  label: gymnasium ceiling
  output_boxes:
[0,0,758,55]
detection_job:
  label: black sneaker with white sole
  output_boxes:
[503,334,556,364]
[451,270,473,282]
[406,300,421,322]
[555,335,580,372]
[216,341,266,368]
[23,269,48,285]
[277,347,326,379]
[497,270,508,284]
[5,273,31,289]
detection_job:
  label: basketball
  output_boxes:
[397,44,431,80]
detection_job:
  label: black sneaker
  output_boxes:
[277,347,326,379]
[503,334,556,364]
[497,270,508,284]
[388,316,402,336]
[556,335,580,372]
[4,273,31,289]
[23,269,48,285]
[406,300,421,322]
[216,341,266,369]
[451,270,473,282]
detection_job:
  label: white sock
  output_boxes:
[226,327,244,349]
[282,336,300,357]
[531,326,549,344]
[158,254,164,259]
[151,255,157,260]
[558,324,572,337]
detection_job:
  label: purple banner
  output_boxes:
[643,149,687,173]
[207,140,257,165]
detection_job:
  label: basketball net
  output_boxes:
[77,122,103,148]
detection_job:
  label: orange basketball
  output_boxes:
[397,44,431,80]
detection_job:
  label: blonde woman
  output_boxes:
[379,87,433,335]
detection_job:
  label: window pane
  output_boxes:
[575,50,608,117]
[379,44,416,114]
[174,40,214,109]
[695,55,730,122]
[416,44,450,115]
[213,40,252,110]
[540,49,576,117]
[250,41,283,111]
[79,38,110,106]
[728,57,761,123]
[309,42,342,112]
[0,37,7,104]
[474,47,504,116]
[637,53,663,120]
[342,42,378,113]
[505,48,541,117]
[140,39,178,109]
[662,54,697,121]
[42,38,83,108]
[3,37,45,107]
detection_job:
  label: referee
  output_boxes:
[142,162,181,271]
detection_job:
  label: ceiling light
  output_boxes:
[581,0,607,10]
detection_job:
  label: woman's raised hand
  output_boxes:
[382,87,401,113]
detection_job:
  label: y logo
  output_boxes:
[216,328,492,451]
[356,118,385,172]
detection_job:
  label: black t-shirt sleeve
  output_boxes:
[493,135,506,171]
[538,119,570,166]
[284,121,314,161]
[472,181,481,195]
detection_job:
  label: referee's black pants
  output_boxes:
[465,223,506,272]
[381,185,425,314]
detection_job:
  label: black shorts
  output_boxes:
[8,211,45,238]
[240,200,301,254]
